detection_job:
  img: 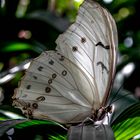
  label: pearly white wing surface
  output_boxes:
[12,0,118,124]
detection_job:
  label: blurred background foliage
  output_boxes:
[0,0,140,139]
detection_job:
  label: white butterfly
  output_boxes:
[12,0,118,124]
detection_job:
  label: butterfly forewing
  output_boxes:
[13,0,118,124]
[56,0,118,105]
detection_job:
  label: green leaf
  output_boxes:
[14,119,67,139]
[111,100,140,140]
[73,0,84,9]
[1,42,32,52]
[112,117,140,140]
[14,119,59,129]
[48,134,66,140]
[113,102,140,125]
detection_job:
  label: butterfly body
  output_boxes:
[12,0,118,126]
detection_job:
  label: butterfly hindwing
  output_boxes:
[13,51,93,123]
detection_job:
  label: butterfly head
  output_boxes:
[92,106,113,122]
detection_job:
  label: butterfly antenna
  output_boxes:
[108,83,124,105]
[110,92,133,103]
[108,78,130,106]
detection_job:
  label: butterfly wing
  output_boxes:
[56,0,118,106]
[13,52,93,123]
[12,0,118,124]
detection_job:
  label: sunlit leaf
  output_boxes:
[111,92,140,140]
[48,134,66,140]
[1,42,32,52]
[113,117,140,140]
[73,0,84,9]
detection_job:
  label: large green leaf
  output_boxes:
[14,119,64,129]
[110,94,140,139]
[0,107,67,138]
[0,117,67,138]
[113,116,140,140]
[112,102,140,125]
[13,119,67,140]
